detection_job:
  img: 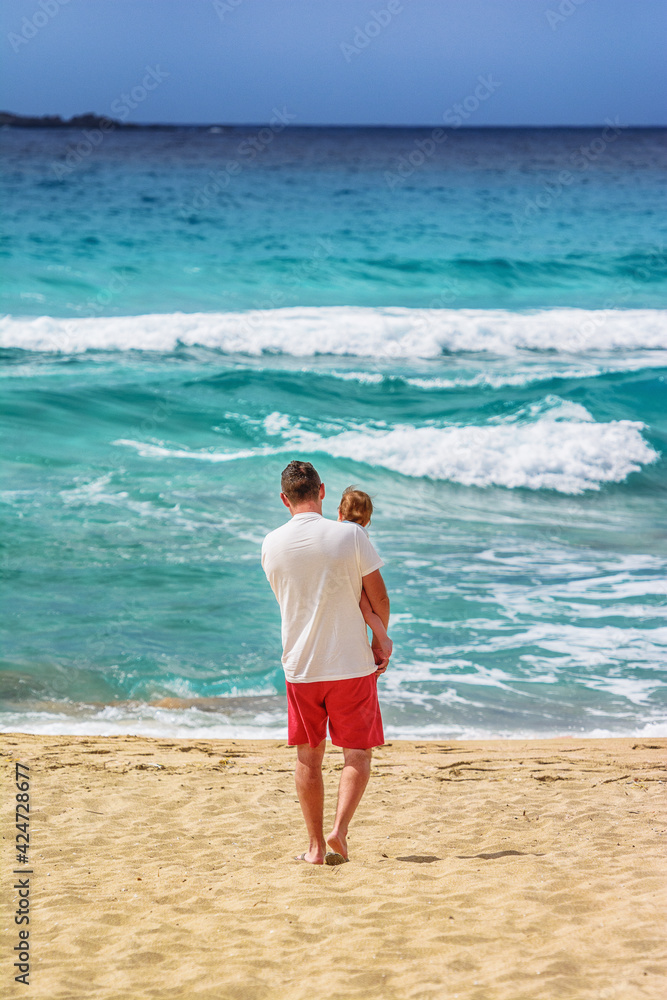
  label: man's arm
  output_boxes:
[361,569,391,674]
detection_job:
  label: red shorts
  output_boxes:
[286,672,384,749]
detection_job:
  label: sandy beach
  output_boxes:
[1,734,665,999]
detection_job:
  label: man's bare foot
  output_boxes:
[326,829,348,860]
[294,845,326,864]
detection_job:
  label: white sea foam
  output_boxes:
[403,355,667,389]
[300,399,658,491]
[114,403,659,494]
[2,709,664,740]
[0,707,287,740]
[2,306,666,356]
[308,423,656,492]
[113,439,275,463]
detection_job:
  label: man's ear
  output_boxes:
[280,492,292,510]
[319,482,325,499]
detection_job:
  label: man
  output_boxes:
[261,460,391,865]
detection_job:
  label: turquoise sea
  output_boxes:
[1,126,666,739]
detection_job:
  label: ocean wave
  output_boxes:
[0,703,287,740]
[114,404,659,494]
[1,307,666,357]
[306,420,658,493]
[402,355,667,389]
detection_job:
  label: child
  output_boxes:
[338,487,393,669]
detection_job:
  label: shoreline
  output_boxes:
[2,734,665,999]
[3,714,666,742]
[2,698,665,745]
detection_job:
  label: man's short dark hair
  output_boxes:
[281,461,321,504]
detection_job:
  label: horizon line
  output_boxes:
[2,115,666,131]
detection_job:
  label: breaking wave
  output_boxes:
[2,306,666,357]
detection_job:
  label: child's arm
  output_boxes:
[360,587,392,669]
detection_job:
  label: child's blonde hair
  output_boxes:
[339,486,373,526]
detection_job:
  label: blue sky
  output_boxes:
[1,0,665,126]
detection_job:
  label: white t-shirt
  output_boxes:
[261,512,384,683]
[342,519,369,536]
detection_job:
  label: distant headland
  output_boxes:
[0,111,161,130]
[0,111,278,131]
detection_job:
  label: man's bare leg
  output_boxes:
[326,747,372,860]
[294,740,327,864]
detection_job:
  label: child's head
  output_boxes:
[338,486,373,527]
